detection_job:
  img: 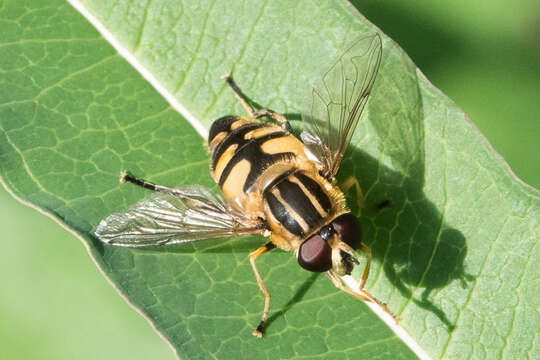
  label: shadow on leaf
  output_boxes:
[344,146,472,330]
[264,272,320,330]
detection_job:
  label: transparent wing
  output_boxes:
[301,34,382,180]
[95,185,262,247]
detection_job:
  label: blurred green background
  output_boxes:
[353,0,540,189]
[1,1,538,359]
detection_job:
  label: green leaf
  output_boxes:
[1,1,538,359]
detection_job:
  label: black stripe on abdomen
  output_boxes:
[276,179,323,230]
[208,115,238,144]
[211,122,263,170]
[266,192,304,236]
[218,132,293,192]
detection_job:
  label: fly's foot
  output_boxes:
[252,323,265,338]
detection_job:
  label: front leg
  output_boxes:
[358,244,372,290]
[326,270,400,323]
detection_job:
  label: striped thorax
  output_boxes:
[208,115,350,254]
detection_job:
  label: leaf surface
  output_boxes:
[1,1,538,359]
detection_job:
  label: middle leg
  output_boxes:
[249,241,276,338]
[340,176,366,209]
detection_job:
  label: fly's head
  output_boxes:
[297,213,363,276]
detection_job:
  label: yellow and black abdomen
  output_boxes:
[208,116,307,209]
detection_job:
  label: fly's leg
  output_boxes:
[340,176,366,209]
[326,270,372,302]
[326,270,400,323]
[120,171,174,193]
[252,109,293,133]
[222,73,292,132]
[249,242,276,338]
[222,73,255,115]
[358,244,372,290]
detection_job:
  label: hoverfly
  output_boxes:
[96,33,398,337]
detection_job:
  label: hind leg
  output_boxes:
[249,242,276,337]
[222,73,292,132]
[119,171,174,193]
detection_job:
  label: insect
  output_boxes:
[95,33,398,337]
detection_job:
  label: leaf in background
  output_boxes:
[1,1,538,360]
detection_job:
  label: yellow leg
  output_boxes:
[222,72,256,116]
[340,176,366,209]
[326,270,372,302]
[249,242,276,338]
[326,270,400,323]
[358,244,372,290]
[222,73,292,132]
[252,109,292,132]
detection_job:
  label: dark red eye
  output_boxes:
[298,234,332,272]
[332,213,362,250]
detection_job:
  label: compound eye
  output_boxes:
[298,234,332,272]
[332,213,362,250]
